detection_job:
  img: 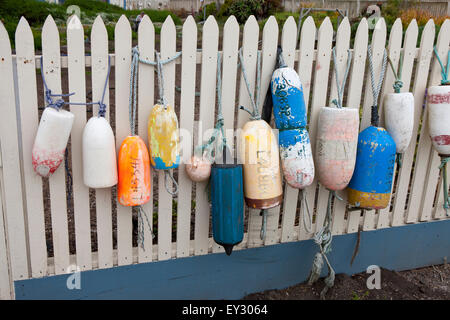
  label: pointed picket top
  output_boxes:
[318,16,333,33]
[15,17,35,65]
[243,14,259,35]
[372,16,387,38]
[182,15,197,44]
[42,15,60,43]
[282,15,297,35]
[116,14,131,35]
[355,17,368,43]
[92,15,106,34]
[335,16,350,48]
[162,13,176,33]
[389,18,402,44]
[139,14,154,34]
[67,13,83,31]
[0,20,12,65]
[281,16,297,67]
[301,15,316,32]
[418,18,435,54]
[203,14,219,37]
[405,18,418,41]
[16,16,32,38]
[224,14,239,33]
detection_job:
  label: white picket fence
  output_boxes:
[0,14,449,299]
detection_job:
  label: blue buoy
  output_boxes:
[347,126,396,209]
[211,149,244,255]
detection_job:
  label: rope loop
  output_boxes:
[164,170,179,196]
[238,48,262,121]
[367,45,388,127]
[331,47,352,109]
[433,47,450,85]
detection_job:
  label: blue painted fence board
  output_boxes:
[14,219,450,300]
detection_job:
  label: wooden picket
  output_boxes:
[176,16,197,257]
[0,14,449,299]
[15,17,47,277]
[91,16,114,269]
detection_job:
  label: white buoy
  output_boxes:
[32,107,74,177]
[185,155,211,182]
[82,116,118,188]
[428,84,450,157]
[384,92,414,154]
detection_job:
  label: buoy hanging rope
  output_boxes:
[433,47,450,216]
[197,52,227,161]
[434,47,450,85]
[131,46,181,196]
[367,45,388,127]
[238,48,262,121]
[386,50,406,167]
[238,47,270,240]
[331,47,352,109]
[128,49,155,249]
[40,55,110,115]
[308,191,343,299]
[387,50,404,94]
[301,190,312,233]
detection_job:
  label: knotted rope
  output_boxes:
[367,45,388,127]
[130,46,181,196]
[331,47,352,109]
[433,47,450,85]
[128,48,156,250]
[387,50,404,94]
[308,190,343,299]
[197,52,227,162]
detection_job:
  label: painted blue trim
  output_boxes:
[14,219,450,300]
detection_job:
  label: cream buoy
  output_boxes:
[384,52,414,164]
[185,155,211,182]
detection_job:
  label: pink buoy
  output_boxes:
[316,107,359,191]
[32,107,74,177]
[185,155,211,182]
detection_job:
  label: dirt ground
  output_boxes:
[243,264,450,300]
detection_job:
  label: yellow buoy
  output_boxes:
[147,104,180,170]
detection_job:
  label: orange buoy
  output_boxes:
[117,135,151,206]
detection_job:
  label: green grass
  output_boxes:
[1,0,181,49]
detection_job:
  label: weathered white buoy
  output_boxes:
[428,84,450,157]
[316,107,359,191]
[82,116,118,188]
[185,155,211,182]
[32,107,74,177]
[384,92,414,154]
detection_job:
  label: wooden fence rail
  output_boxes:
[0,14,449,299]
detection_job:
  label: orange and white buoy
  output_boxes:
[32,107,74,177]
[117,135,151,206]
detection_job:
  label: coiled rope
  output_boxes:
[130,46,181,196]
[367,45,388,127]
[331,47,352,109]
[433,47,450,216]
[308,190,343,299]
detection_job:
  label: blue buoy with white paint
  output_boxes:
[271,46,315,189]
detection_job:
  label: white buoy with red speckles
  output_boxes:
[316,107,359,191]
[384,92,414,154]
[32,107,74,177]
[185,155,211,182]
[82,116,118,188]
[428,84,450,157]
